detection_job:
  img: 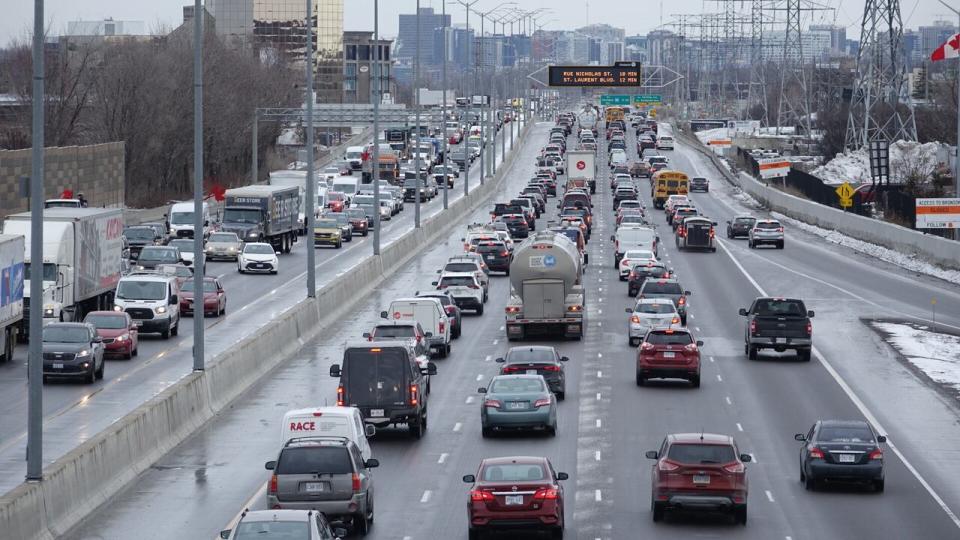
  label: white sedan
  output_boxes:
[237,242,279,274]
[618,249,658,280]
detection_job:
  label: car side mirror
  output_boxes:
[332,527,348,539]
[425,331,433,338]
[560,356,569,362]
[495,357,505,363]
[264,460,276,470]
[807,310,815,317]
[712,222,718,226]
[684,291,691,296]
[726,220,731,224]
[462,474,476,483]
[220,530,231,539]
[794,433,807,441]
[364,458,380,469]
[877,435,887,443]
[170,295,178,304]
[182,259,192,267]
[477,387,487,394]
[362,332,371,339]
[738,308,748,316]
[379,310,388,319]
[425,362,438,376]
[625,307,633,313]
[329,364,341,377]
[93,336,103,344]
[740,454,752,463]
[645,450,659,460]
[436,269,441,273]
[431,281,438,286]
[556,472,569,481]
[696,340,704,347]
[365,424,376,438]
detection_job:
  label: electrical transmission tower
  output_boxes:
[776,0,810,135]
[844,0,917,150]
[748,0,769,125]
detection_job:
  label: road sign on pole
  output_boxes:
[835,182,855,208]
[633,94,663,104]
[600,95,631,106]
[916,198,960,228]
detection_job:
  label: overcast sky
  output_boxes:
[0,0,951,47]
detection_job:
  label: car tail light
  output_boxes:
[677,297,686,306]
[484,399,502,409]
[501,366,521,373]
[630,315,641,324]
[471,489,495,502]
[533,397,552,408]
[445,306,456,315]
[658,459,680,472]
[678,227,685,237]
[501,251,509,257]
[439,321,446,334]
[542,365,561,372]
[268,474,278,494]
[567,305,583,312]
[410,384,419,406]
[869,448,883,460]
[352,473,361,492]
[640,342,655,352]
[684,343,699,352]
[723,461,745,474]
[505,306,520,314]
[777,227,784,233]
[806,321,812,336]
[709,228,715,239]
[336,385,345,406]
[533,487,560,500]
[629,271,638,279]
[621,259,630,266]
[809,446,825,459]
[749,320,757,336]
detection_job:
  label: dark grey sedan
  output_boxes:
[42,322,105,383]
[496,346,569,400]
[795,419,886,492]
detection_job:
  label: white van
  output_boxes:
[345,146,365,170]
[167,201,212,240]
[281,406,374,461]
[612,226,659,266]
[331,177,361,200]
[382,298,451,358]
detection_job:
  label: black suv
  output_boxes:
[476,241,512,273]
[330,341,437,439]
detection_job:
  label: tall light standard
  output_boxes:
[476,3,517,180]
[451,0,481,197]
[500,9,525,149]
[441,0,449,209]
[192,0,207,368]
[372,0,382,253]
[414,0,422,229]
[305,0,317,296]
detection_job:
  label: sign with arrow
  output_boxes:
[835,182,855,208]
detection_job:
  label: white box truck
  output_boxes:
[3,208,124,340]
[566,150,597,194]
[0,235,24,361]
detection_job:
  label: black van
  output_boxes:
[330,341,437,439]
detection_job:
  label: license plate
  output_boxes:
[53,363,64,369]
[838,454,856,463]
[508,401,526,410]
[505,495,524,505]
[303,482,327,493]
[663,351,676,358]
[526,369,539,375]
[370,409,385,418]
[135,321,143,327]
[776,337,787,344]
[485,255,495,259]
[693,475,710,485]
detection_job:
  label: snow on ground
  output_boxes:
[812,140,942,186]
[770,211,960,285]
[694,127,730,145]
[872,321,960,396]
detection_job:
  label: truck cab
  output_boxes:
[167,201,212,240]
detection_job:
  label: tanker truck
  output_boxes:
[504,231,585,341]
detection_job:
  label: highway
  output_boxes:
[63,120,960,540]
[0,121,521,495]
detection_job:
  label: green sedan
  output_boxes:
[478,374,557,437]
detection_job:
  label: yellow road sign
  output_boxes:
[838,197,853,208]
[835,182,855,200]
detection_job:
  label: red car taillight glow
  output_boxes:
[483,399,502,409]
[809,446,825,459]
[336,385,345,406]
[533,397,552,408]
[640,342,655,352]
[869,448,883,460]
[749,320,757,336]
[658,459,680,472]
[723,461,745,474]
[533,487,560,500]
[269,474,278,494]
[471,489,495,502]
[352,473,361,492]
[409,384,419,406]
[806,321,813,336]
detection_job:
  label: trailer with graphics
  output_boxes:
[0,235,24,361]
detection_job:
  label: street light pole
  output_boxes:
[414,0,422,228]
[452,0,480,198]
[192,0,206,368]
[305,0,317,297]
[372,0,381,253]
[441,0,449,209]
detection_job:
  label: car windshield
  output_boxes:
[170,212,194,225]
[223,209,261,224]
[276,446,352,475]
[168,240,195,253]
[819,426,875,443]
[636,303,676,315]
[477,244,505,254]
[645,331,693,345]
[753,299,806,317]
[490,377,546,393]
[315,219,338,228]
[667,443,736,464]
[445,263,477,273]
[85,314,127,329]
[244,244,275,255]
[756,221,781,230]
[116,280,167,300]
[373,326,415,339]
[481,463,547,482]
[625,251,654,260]
[124,228,154,240]
[180,280,217,293]
[734,217,756,225]
[208,233,238,243]
[43,326,89,343]
[139,248,179,261]
[505,348,557,364]
[439,276,476,287]
[233,521,309,539]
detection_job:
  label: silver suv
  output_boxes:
[748,219,784,249]
[265,437,379,535]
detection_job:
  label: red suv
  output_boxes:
[646,433,751,524]
[462,456,568,539]
[637,328,703,387]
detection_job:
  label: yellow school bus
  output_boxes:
[605,106,626,123]
[651,170,689,208]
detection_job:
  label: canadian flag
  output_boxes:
[931,33,960,61]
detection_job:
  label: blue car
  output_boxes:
[478,375,557,437]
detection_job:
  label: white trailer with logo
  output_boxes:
[0,235,24,361]
[566,150,597,194]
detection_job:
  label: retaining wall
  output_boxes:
[0,121,533,540]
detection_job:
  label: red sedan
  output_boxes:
[637,328,703,387]
[463,456,568,539]
[83,311,138,359]
[179,277,226,317]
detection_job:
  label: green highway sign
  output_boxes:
[633,94,662,104]
[600,94,631,106]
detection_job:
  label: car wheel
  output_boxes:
[636,372,645,386]
[690,374,700,388]
[748,240,755,248]
[86,366,96,384]
[238,265,244,274]
[95,358,104,380]
[547,422,557,437]
[804,473,817,491]
[468,528,481,540]
[481,426,493,438]
[629,337,640,347]
[798,349,812,362]
[874,479,885,493]
[354,509,370,536]
[477,304,484,316]
[132,346,138,357]
[628,289,637,297]
[409,415,424,439]
[652,501,665,522]
[557,390,565,401]
[777,241,785,249]
[171,320,179,337]
[735,505,747,525]
[552,526,564,539]
[747,344,758,360]
[161,328,170,339]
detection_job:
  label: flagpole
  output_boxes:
[937,1,960,231]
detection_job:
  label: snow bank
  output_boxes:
[694,127,730,145]
[812,140,943,186]
[872,321,960,395]
[770,211,960,285]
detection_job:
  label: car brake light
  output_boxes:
[868,448,883,460]
[658,459,680,472]
[709,228,715,239]
[352,472,361,492]
[684,343,698,352]
[484,399,502,409]
[567,305,582,312]
[471,489,495,502]
[806,321,812,336]
[336,385,345,407]
[621,259,630,266]
[410,384,419,406]
[505,306,520,314]
[533,397,552,408]
[809,446,825,459]
[269,474,278,494]
[749,320,757,336]
[630,315,641,324]
[640,342,655,351]
[678,227,685,237]
[723,462,745,474]
[677,297,686,306]
[543,364,561,372]
[672,317,680,324]
[777,227,784,233]
[533,487,560,500]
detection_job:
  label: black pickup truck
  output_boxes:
[739,297,814,361]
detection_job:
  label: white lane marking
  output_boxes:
[695,326,701,332]
[595,489,602,502]
[765,490,775,503]
[688,313,695,320]
[709,355,715,363]
[719,235,960,530]
[420,490,432,503]
[598,308,603,314]
[465,396,474,404]
[598,287,603,292]
[438,453,449,464]
[484,355,491,362]
[597,353,603,358]
[597,370,602,378]
[499,325,504,330]
[596,418,602,428]
[595,450,601,461]
[725,396,732,405]
[717,374,723,382]
[596,392,602,400]
[492,339,499,345]
[453,422,462,432]
[224,481,268,534]
[597,321,602,327]
[736,422,744,432]
[476,374,484,381]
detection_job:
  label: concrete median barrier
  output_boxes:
[0,118,535,540]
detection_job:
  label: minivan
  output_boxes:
[612,227,659,267]
[329,341,437,439]
[281,406,375,461]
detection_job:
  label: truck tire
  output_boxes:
[161,328,170,339]
[171,320,179,337]
[798,349,812,362]
[747,344,758,360]
[477,304,484,315]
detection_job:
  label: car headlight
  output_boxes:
[43,305,55,317]
[155,306,167,314]
[116,334,129,342]
[136,265,145,270]
[247,232,258,238]
[76,349,90,358]
[228,247,236,252]
[113,305,123,312]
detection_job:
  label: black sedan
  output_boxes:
[726,215,757,238]
[495,346,569,400]
[627,262,672,297]
[795,419,886,492]
[476,242,512,273]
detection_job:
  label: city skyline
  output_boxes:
[0,0,953,47]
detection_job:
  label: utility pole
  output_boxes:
[773,0,830,137]
[192,0,206,368]
[305,0,317,295]
[414,0,422,229]
[748,0,769,125]
[454,0,481,198]
[441,0,449,209]
[937,0,960,220]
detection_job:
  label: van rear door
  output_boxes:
[343,348,409,412]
